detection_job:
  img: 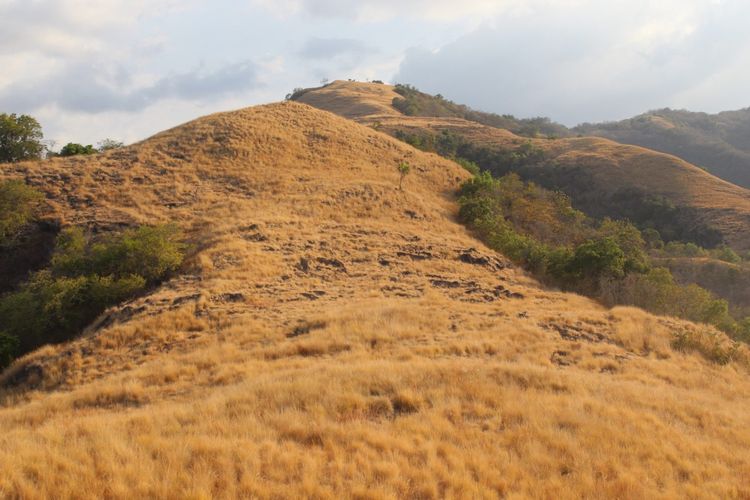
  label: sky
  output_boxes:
[2,0,750,146]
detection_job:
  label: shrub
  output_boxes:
[59,143,97,157]
[52,225,185,283]
[0,271,145,354]
[0,224,185,368]
[567,237,627,281]
[0,179,43,247]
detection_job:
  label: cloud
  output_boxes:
[298,37,375,60]
[251,0,513,21]
[393,0,750,124]
[0,0,180,56]
[0,61,260,113]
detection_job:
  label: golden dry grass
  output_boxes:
[1,98,750,498]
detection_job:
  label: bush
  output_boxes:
[567,237,627,281]
[0,271,145,355]
[0,224,185,368]
[0,179,43,247]
[59,143,97,157]
[52,225,184,283]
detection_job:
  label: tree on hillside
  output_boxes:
[397,161,411,190]
[59,143,97,157]
[97,138,124,151]
[0,113,44,163]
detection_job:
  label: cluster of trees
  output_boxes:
[655,241,746,263]
[0,112,123,163]
[0,180,185,368]
[392,84,571,138]
[457,171,750,342]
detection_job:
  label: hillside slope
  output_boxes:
[1,101,750,498]
[576,108,750,189]
[298,82,750,251]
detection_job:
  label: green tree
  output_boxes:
[0,113,44,163]
[59,143,97,157]
[598,218,650,273]
[397,161,411,190]
[567,237,627,282]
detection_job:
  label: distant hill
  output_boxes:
[576,108,750,189]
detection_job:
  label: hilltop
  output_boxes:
[576,108,750,189]
[1,98,750,497]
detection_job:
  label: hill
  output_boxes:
[1,100,750,497]
[297,82,750,251]
[576,108,750,189]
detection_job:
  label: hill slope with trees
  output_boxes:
[576,108,750,189]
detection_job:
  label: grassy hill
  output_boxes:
[576,108,750,189]
[298,82,750,252]
[1,98,750,497]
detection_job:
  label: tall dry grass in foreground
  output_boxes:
[0,98,749,498]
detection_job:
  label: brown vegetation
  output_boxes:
[1,96,750,497]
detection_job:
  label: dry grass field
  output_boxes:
[299,81,750,251]
[1,98,750,498]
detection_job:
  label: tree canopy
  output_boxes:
[0,113,44,163]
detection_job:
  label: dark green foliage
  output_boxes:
[0,332,19,368]
[0,224,185,368]
[0,180,43,247]
[457,171,744,338]
[0,113,44,163]
[567,237,627,281]
[597,219,649,273]
[392,84,571,139]
[52,225,185,283]
[59,143,97,157]
[0,271,145,355]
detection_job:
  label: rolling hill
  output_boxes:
[297,81,750,251]
[1,97,750,498]
[576,108,750,189]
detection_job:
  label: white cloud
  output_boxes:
[394,0,750,124]
[250,0,514,21]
